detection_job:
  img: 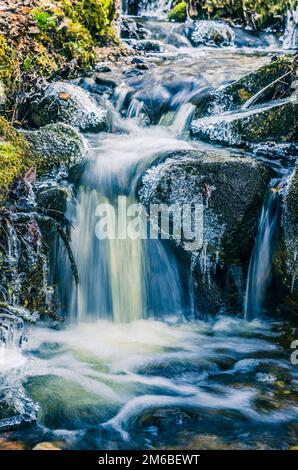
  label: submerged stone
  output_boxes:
[191,100,298,147]
[29,82,108,132]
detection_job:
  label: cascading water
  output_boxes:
[70,108,194,323]
[244,187,280,321]
[123,0,173,17]
[283,3,298,49]
[2,5,298,451]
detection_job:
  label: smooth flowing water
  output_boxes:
[244,188,280,321]
[1,13,298,450]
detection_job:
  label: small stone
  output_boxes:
[58,91,71,101]
[33,442,61,451]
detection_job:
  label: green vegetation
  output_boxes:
[0,34,16,94]
[30,9,57,31]
[188,0,297,30]
[0,117,33,201]
[168,1,187,22]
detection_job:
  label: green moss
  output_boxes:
[0,117,33,201]
[0,34,16,92]
[169,1,187,22]
[57,19,95,68]
[220,55,294,109]
[190,0,297,30]
[30,9,57,31]
[62,0,118,44]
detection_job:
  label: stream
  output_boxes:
[1,10,298,450]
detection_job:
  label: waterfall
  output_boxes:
[124,0,173,18]
[282,3,298,49]
[69,107,193,323]
[244,189,280,321]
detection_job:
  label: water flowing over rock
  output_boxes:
[185,21,235,48]
[274,167,298,316]
[23,123,88,176]
[0,387,39,432]
[193,56,295,117]
[121,17,151,40]
[283,5,298,49]
[191,100,298,147]
[29,82,108,132]
[138,149,272,314]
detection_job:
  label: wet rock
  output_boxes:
[139,149,271,314]
[29,82,108,132]
[191,100,298,147]
[194,56,294,117]
[185,20,235,48]
[0,305,39,323]
[72,77,112,97]
[23,123,88,175]
[274,166,298,316]
[95,64,112,73]
[122,68,144,78]
[252,142,298,164]
[95,74,119,89]
[124,39,164,53]
[33,442,61,450]
[121,18,150,40]
[132,81,171,123]
[0,387,39,432]
[36,182,73,215]
[0,438,25,450]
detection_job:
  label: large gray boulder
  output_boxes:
[29,82,108,132]
[23,123,88,175]
[138,149,272,315]
[191,100,298,147]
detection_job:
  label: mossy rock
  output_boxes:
[273,167,298,316]
[187,0,297,30]
[23,123,88,175]
[194,56,295,117]
[0,117,33,201]
[168,2,187,23]
[29,82,108,132]
[191,100,298,147]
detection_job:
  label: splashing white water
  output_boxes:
[283,4,298,49]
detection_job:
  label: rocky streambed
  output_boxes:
[0,3,298,450]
